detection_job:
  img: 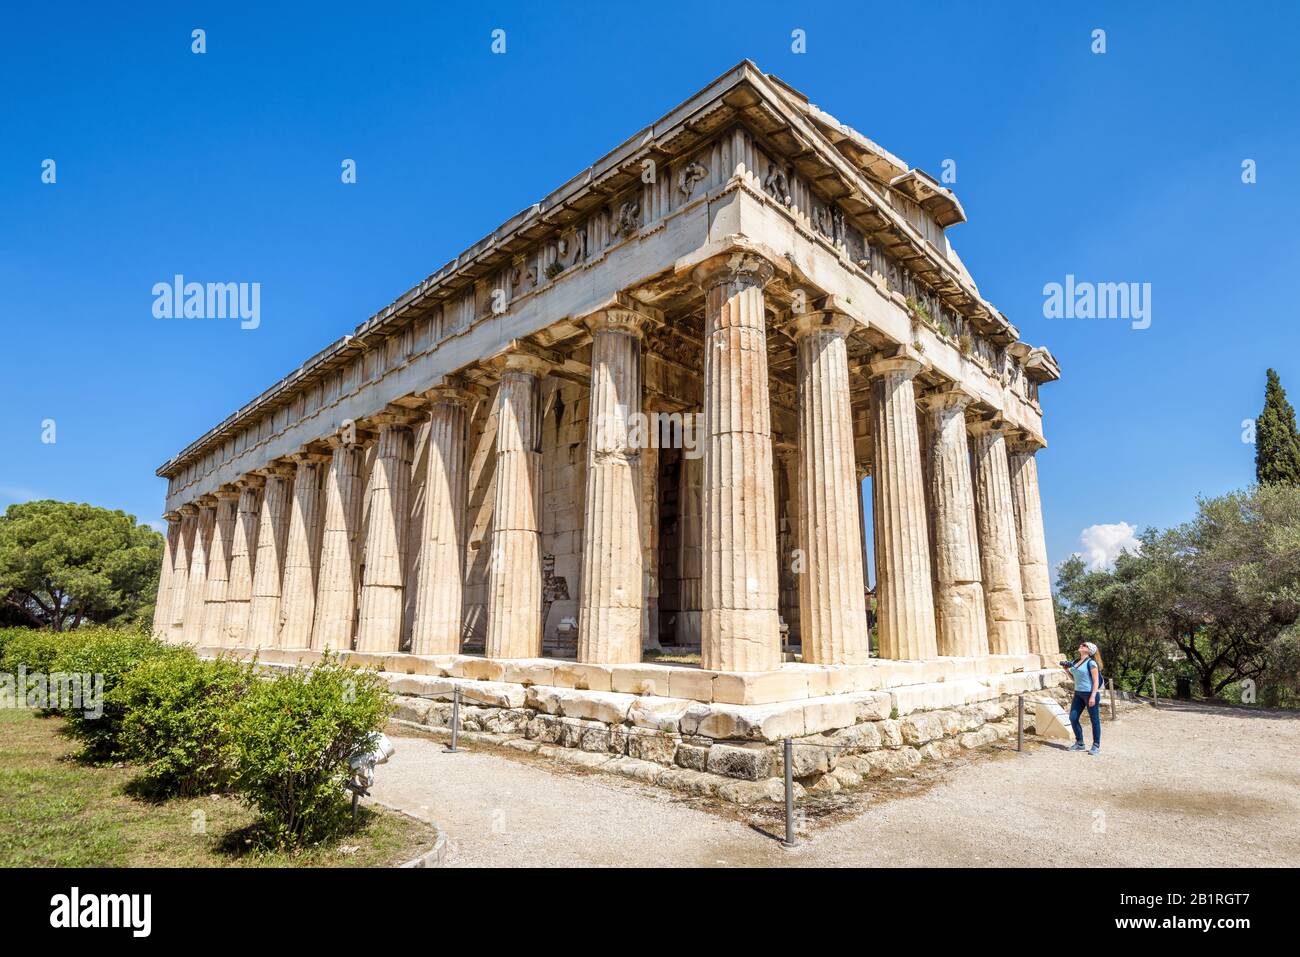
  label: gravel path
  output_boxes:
[370,702,1300,867]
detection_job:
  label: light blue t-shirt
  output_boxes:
[1070,657,1099,694]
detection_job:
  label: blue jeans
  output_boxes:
[1070,691,1101,746]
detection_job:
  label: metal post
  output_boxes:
[781,738,796,849]
[1150,673,1158,708]
[1016,693,1024,752]
[1108,678,1116,721]
[447,686,462,753]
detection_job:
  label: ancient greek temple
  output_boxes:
[154,62,1060,690]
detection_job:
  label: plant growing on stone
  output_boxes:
[118,650,255,797]
[958,332,974,357]
[544,260,566,281]
[229,654,392,847]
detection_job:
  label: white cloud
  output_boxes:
[1076,522,1141,570]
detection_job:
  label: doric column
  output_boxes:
[776,446,801,648]
[356,417,415,653]
[692,251,781,672]
[312,437,368,651]
[677,441,703,645]
[485,353,548,658]
[869,354,938,660]
[919,388,990,657]
[641,437,661,654]
[794,311,869,664]
[153,513,180,639]
[167,505,197,642]
[182,500,215,645]
[969,418,1029,655]
[410,388,472,656]
[201,490,237,646]
[278,452,329,649]
[247,465,295,648]
[577,308,646,664]
[1007,436,1059,657]
[222,477,263,647]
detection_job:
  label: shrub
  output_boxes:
[0,628,83,677]
[117,651,255,797]
[230,655,392,847]
[52,628,179,760]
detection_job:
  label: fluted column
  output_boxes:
[577,309,645,663]
[677,442,703,645]
[692,252,781,672]
[181,500,215,645]
[485,353,548,658]
[641,437,661,653]
[153,513,180,639]
[919,388,990,657]
[794,312,869,664]
[279,452,329,649]
[167,505,197,642]
[969,419,1029,655]
[410,389,472,655]
[1008,436,1059,657]
[312,438,368,651]
[776,447,801,647]
[222,477,263,647]
[356,418,415,653]
[869,354,938,660]
[246,465,295,648]
[201,491,237,646]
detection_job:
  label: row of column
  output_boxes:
[156,251,1057,669]
[157,391,475,655]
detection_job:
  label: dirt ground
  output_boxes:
[370,700,1300,867]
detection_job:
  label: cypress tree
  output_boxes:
[1255,369,1300,486]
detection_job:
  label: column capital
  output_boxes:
[584,306,648,338]
[196,494,219,509]
[917,384,977,413]
[178,503,199,517]
[325,421,377,447]
[235,474,266,490]
[288,449,333,465]
[213,485,241,501]
[790,309,856,340]
[868,353,925,381]
[253,462,297,479]
[1007,432,1048,454]
[364,413,416,431]
[162,510,182,523]
[967,414,1010,437]
[418,385,475,409]
[491,345,554,379]
[690,248,778,293]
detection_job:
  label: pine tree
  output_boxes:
[1255,369,1300,486]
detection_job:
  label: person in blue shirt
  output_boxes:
[1062,641,1103,755]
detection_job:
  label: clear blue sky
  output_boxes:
[3,2,1297,579]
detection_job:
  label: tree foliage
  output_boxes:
[1056,485,1300,706]
[1255,369,1300,486]
[0,501,162,631]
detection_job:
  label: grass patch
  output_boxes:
[0,709,433,867]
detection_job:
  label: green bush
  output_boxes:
[0,628,83,676]
[117,651,255,797]
[230,655,392,847]
[51,628,179,760]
